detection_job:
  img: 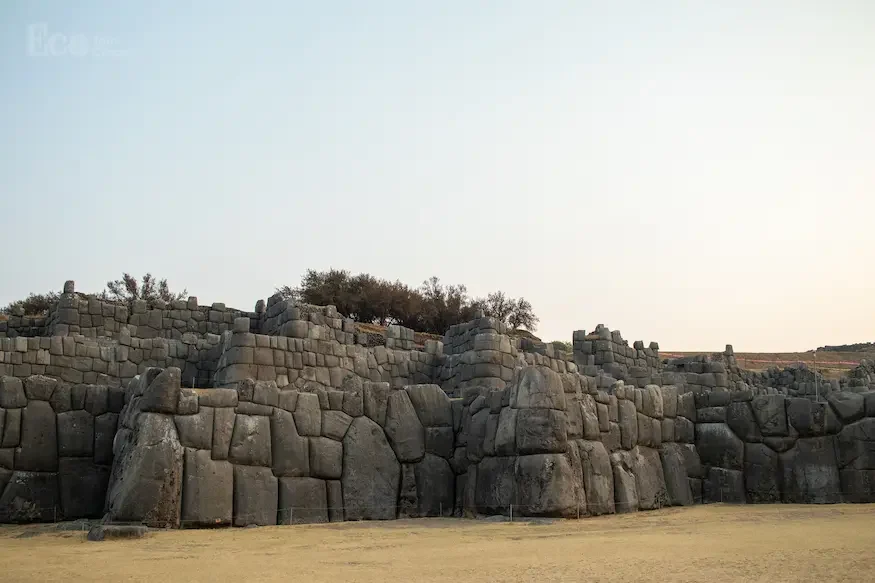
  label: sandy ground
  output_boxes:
[1,504,874,582]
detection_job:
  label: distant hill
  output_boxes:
[815,342,875,353]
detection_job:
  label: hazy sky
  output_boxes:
[2,1,873,352]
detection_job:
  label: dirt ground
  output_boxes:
[1,504,874,582]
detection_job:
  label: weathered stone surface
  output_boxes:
[363,382,390,426]
[744,443,780,503]
[840,469,875,503]
[0,471,59,522]
[233,465,278,526]
[633,446,668,510]
[610,451,638,513]
[494,407,517,456]
[24,375,57,401]
[514,453,580,517]
[636,413,653,447]
[576,440,615,515]
[414,454,454,516]
[781,436,842,504]
[271,409,309,477]
[659,443,692,506]
[49,383,72,413]
[87,524,148,541]
[181,448,232,526]
[384,390,425,463]
[175,406,214,450]
[0,377,26,409]
[294,392,322,437]
[194,388,238,408]
[618,400,638,449]
[751,395,788,437]
[515,408,567,455]
[510,366,566,410]
[14,401,58,472]
[57,410,94,458]
[342,416,400,520]
[828,392,865,424]
[787,398,839,437]
[228,414,272,467]
[580,395,600,440]
[697,407,726,423]
[696,423,744,471]
[106,413,183,528]
[139,367,181,414]
[704,467,745,503]
[310,436,343,479]
[661,386,678,418]
[279,477,328,524]
[836,418,875,470]
[56,458,108,518]
[327,480,344,522]
[474,456,515,514]
[425,426,454,459]
[211,408,235,461]
[674,416,694,443]
[680,443,704,479]
[406,385,452,427]
[94,412,118,465]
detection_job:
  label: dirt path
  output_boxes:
[2,504,874,582]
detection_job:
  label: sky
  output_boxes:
[1,1,873,352]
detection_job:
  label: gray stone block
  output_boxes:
[271,409,309,477]
[233,464,278,526]
[58,457,109,519]
[515,408,567,455]
[228,414,272,466]
[14,401,58,472]
[293,392,322,437]
[342,416,400,520]
[181,448,233,526]
[279,477,328,524]
[175,406,214,450]
[310,436,343,479]
[384,390,425,463]
[57,410,94,457]
[321,410,353,441]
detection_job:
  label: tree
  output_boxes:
[2,291,60,315]
[103,273,187,305]
[508,297,539,331]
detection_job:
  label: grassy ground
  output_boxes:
[1,505,873,582]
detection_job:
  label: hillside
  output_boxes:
[660,350,873,379]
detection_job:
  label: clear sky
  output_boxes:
[1,1,873,352]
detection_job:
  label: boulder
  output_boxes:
[293,392,322,437]
[576,440,615,515]
[466,408,490,462]
[0,377,26,408]
[610,451,638,513]
[840,469,875,503]
[744,443,780,503]
[94,413,118,465]
[674,416,695,443]
[514,453,580,517]
[780,436,842,504]
[57,410,94,458]
[139,367,181,414]
[174,406,214,450]
[384,390,425,463]
[580,395,600,440]
[363,382,390,426]
[617,400,638,449]
[271,409,309,477]
[233,465,278,526]
[632,446,668,510]
[696,423,744,470]
[424,426,454,459]
[827,392,866,424]
[310,436,343,479]
[510,366,566,410]
[181,448,233,526]
[751,395,788,437]
[211,408,235,461]
[787,398,839,437]
[14,401,58,472]
[413,454,454,516]
[228,414,272,467]
[494,407,517,456]
[406,385,453,427]
[321,410,353,441]
[278,477,328,524]
[0,471,59,522]
[836,418,875,470]
[515,408,567,454]
[342,416,400,520]
[680,443,704,479]
[659,443,692,506]
[24,375,57,401]
[474,456,515,514]
[726,402,761,443]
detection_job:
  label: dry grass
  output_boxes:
[1,505,874,582]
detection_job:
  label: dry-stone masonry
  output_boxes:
[1,280,873,526]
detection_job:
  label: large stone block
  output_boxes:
[618,400,638,449]
[413,454,454,516]
[294,392,322,437]
[744,443,780,503]
[175,406,214,450]
[228,414,272,467]
[57,410,94,458]
[406,384,453,427]
[576,440,615,515]
[696,423,744,471]
[94,412,118,465]
[751,395,788,437]
[14,401,58,472]
[24,375,57,401]
[580,395,600,440]
[310,436,343,479]
[139,367,181,414]
[278,477,328,524]
[726,401,761,443]
[510,366,566,410]
[181,448,233,526]
[424,426,454,459]
[327,480,344,522]
[836,418,875,470]
[270,409,309,477]
[703,467,745,503]
[384,390,425,463]
[0,471,59,523]
[787,398,839,437]
[494,407,517,455]
[610,451,638,513]
[827,392,865,424]
[58,458,110,519]
[342,416,400,520]
[211,408,235,461]
[0,377,26,408]
[474,456,515,514]
[780,436,842,504]
[659,443,692,506]
[233,465,278,526]
[515,408,567,454]
[840,469,875,503]
[633,446,668,510]
[514,453,580,517]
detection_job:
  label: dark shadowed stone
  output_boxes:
[576,440,615,515]
[278,477,328,524]
[294,392,322,437]
[94,413,118,466]
[674,416,694,443]
[865,392,875,418]
[677,392,696,421]
[580,395,601,441]
[233,465,278,526]
[726,401,761,443]
[57,410,94,458]
[398,464,418,518]
[618,400,638,449]
[385,390,425,463]
[763,436,798,453]
[0,471,59,522]
[228,414,271,467]
[139,367,181,414]
[659,443,692,506]
[474,456,515,514]
[322,410,353,441]
[565,399,583,440]
[787,398,840,437]
[637,413,653,447]
[406,385,453,427]
[87,524,148,541]
[342,416,400,520]
[108,387,126,413]
[175,406,214,450]
[494,407,517,456]
[71,384,88,410]
[50,383,72,413]
[840,469,875,503]
[0,448,12,470]
[425,426,454,459]
[85,386,109,417]
[836,418,875,470]
[310,436,343,479]
[58,458,109,518]
[744,443,780,503]
[466,408,490,462]
[212,408,235,461]
[15,401,58,471]
[271,409,309,477]
[661,418,674,443]
[510,366,566,410]
[327,480,344,522]
[181,448,232,526]
[680,443,704,479]
[105,413,183,528]
[515,408,567,455]
[704,467,745,503]
[610,451,638,513]
[363,382,390,426]
[514,453,580,517]
[827,392,865,424]
[3,408,21,447]
[633,446,668,510]
[193,388,238,409]
[697,407,726,423]
[781,436,841,504]
[696,423,744,470]
[689,478,703,503]
[0,377,26,408]
[751,395,788,436]
[414,454,454,516]
[482,414,499,456]
[25,375,57,401]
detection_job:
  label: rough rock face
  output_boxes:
[342,416,400,520]
[659,443,693,506]
[514,453,580,517]
[575,440,615,515]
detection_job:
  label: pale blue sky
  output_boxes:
[2,1,874,351]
